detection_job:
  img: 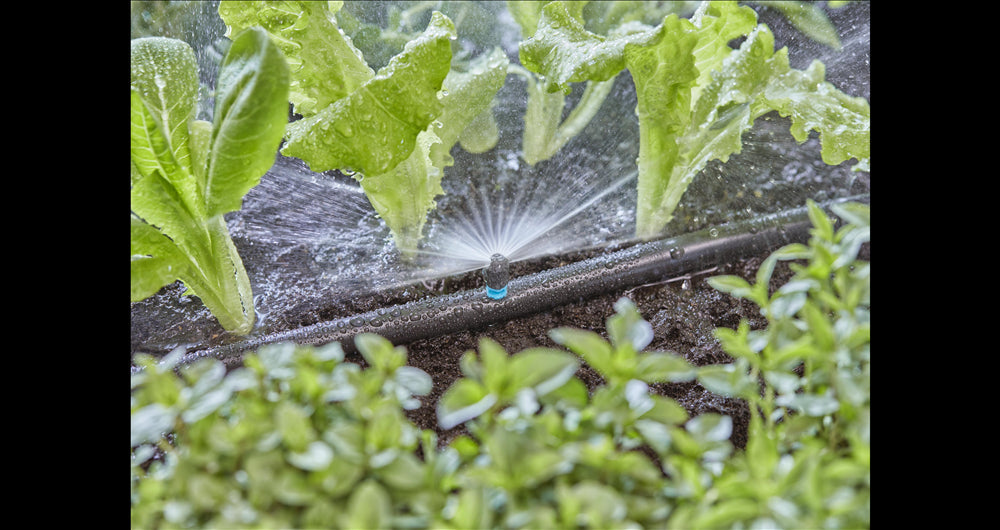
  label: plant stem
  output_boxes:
[187,216,256,335]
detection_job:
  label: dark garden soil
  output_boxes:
[336,239,869,451]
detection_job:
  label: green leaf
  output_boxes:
[281,11,456,175]
[697,361,757,399]
[355,333,407,373]
[448,486,494,529]
[275,401,315,452]
[357,129,445,251]
[691,498,760,528]
[130,85,202,223]
[218,0,374,116]
[685,413,733,444]
[756,0,842,51]
[549,327,613,376]
[287,440,334,471]
[130,215,187,301]
[437,379,496,430]
[131,403,176,446]
[713,321,758,361]
[432,47,509,167]
[687,2,759,94]
[607,297,653,351]
[478,337,512,397]
[625,14,699,238]
[645,394,689,425]
[706,275,753,298]
[557,481,628,527]
[506,0,548,38]
[205,27,290,216]
[636,352,696,383]
[130,37,199,176]
[764,60,870,168]
[345,480,392,530]
[510,347,580,396]
[519,1,659,93]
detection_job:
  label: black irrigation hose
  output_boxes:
[138,195,868,373]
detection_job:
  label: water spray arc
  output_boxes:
[140,195,868,373]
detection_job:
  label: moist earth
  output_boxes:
[395,248,803,450]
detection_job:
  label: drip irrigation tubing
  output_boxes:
[135,195,868,373]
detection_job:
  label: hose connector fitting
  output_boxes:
[482,253,510,300]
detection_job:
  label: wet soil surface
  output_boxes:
[334,240,865,451]
[395,248,798,451]
[410,235,868,450]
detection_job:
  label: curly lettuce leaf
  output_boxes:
[515,1,657,165]
[686,2,758,102]
[624,15,700,238]
[506,0,549,38]
[365,46,509,252]
[631,5,869,238]
[431,47,509,168]
[763,59,870,169]
[219,0,373,116]
[280,11,455,175]
[359,130,444,252]
[518,1,868,238]
[519,1,658,93]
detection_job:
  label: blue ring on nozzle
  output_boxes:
[483,253,511,301]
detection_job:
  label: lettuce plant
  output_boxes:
[519,1,870,238]
[506,0,677,166]
[130,28,289,334]
[219,1,508,252]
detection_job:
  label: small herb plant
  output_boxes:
[130,335,440,529]
[690,199,870,528]
[132,201,869,528]
[516,1,870,238]
[219,1,509,252]
[130,28,290,334]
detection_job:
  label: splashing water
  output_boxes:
[415,163,637,276]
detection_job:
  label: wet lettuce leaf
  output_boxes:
[279,11,455,175]
[130,29,289,334]
[519,1,870,238]
[511,1,643,165]
[220,2,508,251]
[218,0,374,116]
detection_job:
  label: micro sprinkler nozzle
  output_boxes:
[482,253,511,300]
